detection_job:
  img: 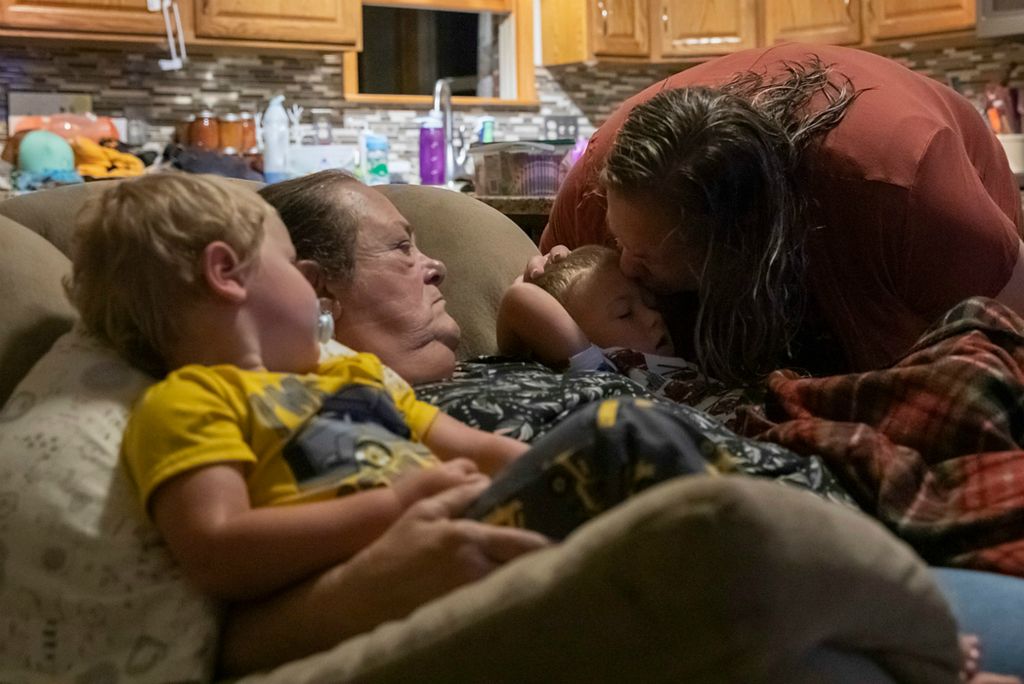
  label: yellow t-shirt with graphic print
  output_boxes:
[122,352,441,512]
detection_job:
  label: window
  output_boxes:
[343,0,536,105]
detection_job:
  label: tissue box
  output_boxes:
[469,140,574,196]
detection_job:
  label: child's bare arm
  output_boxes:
[422,411,528,476]
[150,459,484,602]
[497,280,590,366]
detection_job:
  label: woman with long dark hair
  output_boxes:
[542,43,1024,385]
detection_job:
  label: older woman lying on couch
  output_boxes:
[0,174,991,683]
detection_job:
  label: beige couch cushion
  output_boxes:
[0,178,266,259]
[242,477,960,684]
[0,214,76,406]
[0,326,219,682]
[376,185,539,360]
[0,181,117,258]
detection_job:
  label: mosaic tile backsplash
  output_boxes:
[2,38,1024,180]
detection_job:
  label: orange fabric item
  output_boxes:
[72,137,143,178]
[544,43,1022,372]
[11,114,120,143]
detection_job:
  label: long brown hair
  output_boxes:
[602,57,859,384]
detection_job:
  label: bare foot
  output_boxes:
[962,634,982,681]
[960,634,1022,684]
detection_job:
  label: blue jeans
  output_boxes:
[932,567,1024,676]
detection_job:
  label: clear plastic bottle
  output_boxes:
[359,129,390,186]
[419,110,445,185]
[261,95,290,183]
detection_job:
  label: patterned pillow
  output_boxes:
[0,326,220,683]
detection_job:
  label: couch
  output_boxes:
[0,179,962,682]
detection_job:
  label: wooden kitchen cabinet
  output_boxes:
[0,0,166,35]
[543,0,755,64]
[656,0,758,58]
[194,0,360,46]
[541,0,977,66]
[764,0,862,45]
[865,0,975,40]
[592,0,649,57]
[0,0,360,48]
[541,0,648,64]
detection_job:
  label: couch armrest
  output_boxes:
[0,214,76,405]
[236,477,960,684]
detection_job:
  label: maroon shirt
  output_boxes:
[542,43,1022,372]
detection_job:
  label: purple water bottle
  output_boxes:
[419,111,445,185]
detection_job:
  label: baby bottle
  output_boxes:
[419,109,445,185]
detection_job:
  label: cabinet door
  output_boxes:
[0,0,165,34]
[866,0,975,39]
[656,0,757,58]
[541,0,589,65]
[592,0,649,57]
[764,0,862,45]
[194,0,360,45]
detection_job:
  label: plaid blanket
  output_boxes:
[740,297,1024,577]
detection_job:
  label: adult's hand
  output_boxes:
[346,479,550,617]
[523,244,571,282]
[221,479,551,675]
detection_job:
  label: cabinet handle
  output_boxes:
[598,0,608,36]
[662,5,668,32]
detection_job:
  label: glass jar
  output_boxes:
[218,113,242,154]
[239,112,258,154]
[174,114,195,146]
[189,110,219,150]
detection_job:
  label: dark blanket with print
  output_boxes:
[742,297,1024,577]
[415,360,856,508]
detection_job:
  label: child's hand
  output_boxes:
[524,245,570,282]
[392,458,487,510]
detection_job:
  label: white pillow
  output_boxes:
[0,326,220,682]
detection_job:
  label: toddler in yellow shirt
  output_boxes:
[67,173,528,606]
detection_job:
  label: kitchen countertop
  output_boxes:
[470,195,553,243]
[471,194,555,216]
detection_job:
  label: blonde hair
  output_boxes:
[532,244,620,305]
[66,173,271,376]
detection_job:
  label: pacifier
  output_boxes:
[316,298,336,345]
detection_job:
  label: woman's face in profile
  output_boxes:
[605,187,704,294]
[326,185,461,383]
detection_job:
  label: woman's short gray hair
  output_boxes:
[258,169,364,283]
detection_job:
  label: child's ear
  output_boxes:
[201,241,247,302]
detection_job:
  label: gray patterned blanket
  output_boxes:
[415,360,855,508]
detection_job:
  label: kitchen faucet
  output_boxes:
[432,78,470,186]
